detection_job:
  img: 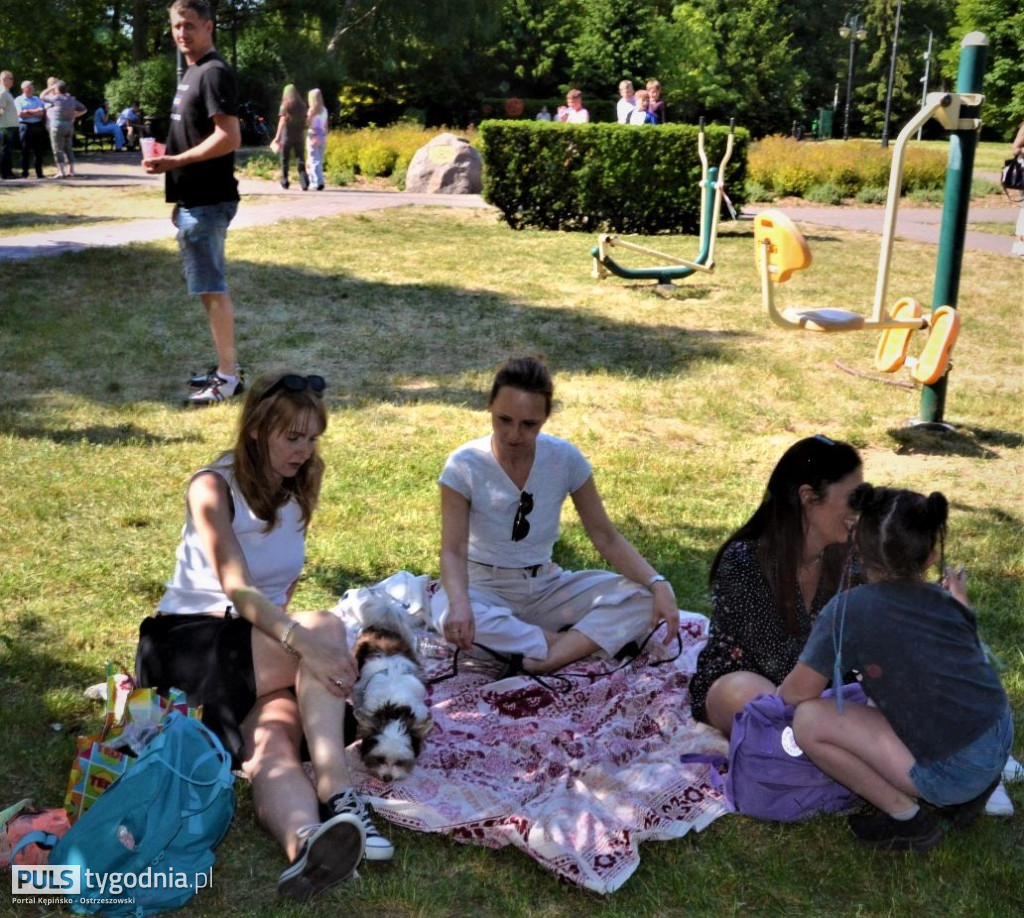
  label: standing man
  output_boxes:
[0,71,18,179]
[144,0,243,407]
[15,80,47,179]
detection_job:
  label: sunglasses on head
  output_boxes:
[258,374,327,404]
[511,490,534,542]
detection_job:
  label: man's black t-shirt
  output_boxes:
[165,50,239,207]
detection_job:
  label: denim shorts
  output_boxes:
[176,201,237,295]
[908,706,1014,807]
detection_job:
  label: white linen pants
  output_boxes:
[429,562,656,660]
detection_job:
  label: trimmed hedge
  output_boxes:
[480,120,748,234]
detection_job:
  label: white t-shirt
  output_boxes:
[158,460,305,614]
[439,433,592,567]
[565,107,589,124]
[617,97,636,124]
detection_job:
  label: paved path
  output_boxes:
[1,153,1020,260]
[0,154,490,261]
[746,201,1019,257]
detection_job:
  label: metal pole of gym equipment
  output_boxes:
[916,32,988,429]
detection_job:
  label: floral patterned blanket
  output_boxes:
[345,612,731,894]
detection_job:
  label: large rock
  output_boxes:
[404,133,483,194]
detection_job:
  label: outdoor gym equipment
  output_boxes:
[753,32,988,427]
[591,119,735,287]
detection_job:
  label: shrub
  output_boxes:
[358,142,398,178]
[855,186,888,204]
[749,136,947,199]
[480,121,748,233]
[745,181,777,203]
[804,183,845,205]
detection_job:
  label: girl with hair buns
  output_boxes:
[135,370,393,902]
[780,485,1012,851]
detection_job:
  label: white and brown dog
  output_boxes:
[349,588,432,782]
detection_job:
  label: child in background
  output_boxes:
[646,80,666,123]
[616,80,635,123]
[779,484,1013,851]
[628,90,657,125]
[306,88,328,191]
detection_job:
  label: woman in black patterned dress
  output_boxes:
[690,436,862,737]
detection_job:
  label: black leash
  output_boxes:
[425,627,683,694]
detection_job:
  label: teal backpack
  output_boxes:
[20,712,235,916]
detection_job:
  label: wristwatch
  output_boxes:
[646,573,669,589]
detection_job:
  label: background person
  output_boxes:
[1012,120,1024,258]
[93,99,125,150]
[44,80,87,178]
[689,435,863,736]
[646,80,666,123]
[117,101,144,149]
[431,356,679,674]
[780,484,1012,851]
[143,0,243,407]
[15,80,47,178]
[616,79,636,123]
[305,87,327,191]
[557,89,589,124]
[135,370,393,901]
[273,84,308,190]
[0,71,17,179]
[628,89,657,125]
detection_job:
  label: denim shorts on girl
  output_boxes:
[908,706,1014,807]
[175,200,238,294]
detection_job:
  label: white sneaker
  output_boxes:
[277,816,364,902]
[984,780,1014,818]
[1003,754,1024,784]
[324,788,394,861]
[184,373,243,407]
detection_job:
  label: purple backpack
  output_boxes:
[683,682,866,822]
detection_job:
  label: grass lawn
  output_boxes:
[0,191,1021,917]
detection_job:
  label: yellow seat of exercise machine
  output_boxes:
[874,298,923,372]
[912,305,961,386]
[754,210,812,282]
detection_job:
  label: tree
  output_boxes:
[941,0,1024,137]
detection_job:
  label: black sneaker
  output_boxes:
[936,777,1001,830]
[848,807,943,851]
[322,788,394,861]
[277,814,364,902]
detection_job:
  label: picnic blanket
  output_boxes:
[335,582,730,894]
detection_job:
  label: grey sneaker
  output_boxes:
[323,788,394,861]
[277,816,364,902]
[184,373,244,407]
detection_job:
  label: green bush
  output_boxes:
[854,185,888,204]
[805,182,845,205]
[358,142,398,178]
[745,181,777,203]
[105,57,176,119]
[749,136,947,199]
[480,121,748,234]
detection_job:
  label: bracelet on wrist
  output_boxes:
[280,619,301,658]
[646,573,669,590]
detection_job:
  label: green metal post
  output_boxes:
[918,32,987,426]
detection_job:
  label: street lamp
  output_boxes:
[839,15,868,141]
[881,0,904,147]
[917,29,934,141]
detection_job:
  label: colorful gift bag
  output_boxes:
[64,666,202,823]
